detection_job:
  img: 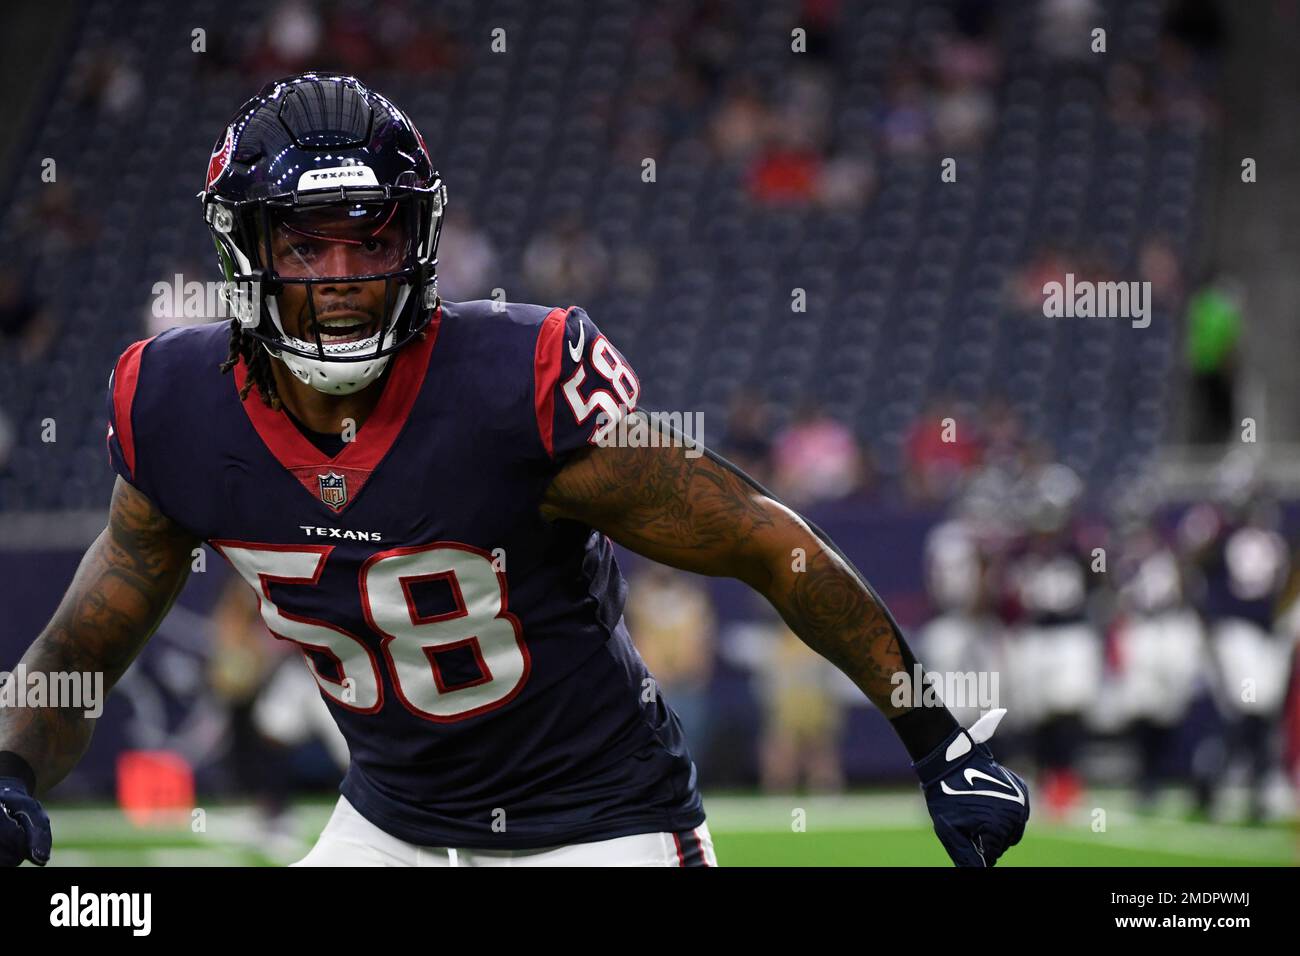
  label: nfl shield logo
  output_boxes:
[318,472,348,510]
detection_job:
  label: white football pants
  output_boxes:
[293,794,718,867]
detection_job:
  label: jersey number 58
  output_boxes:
[212,541,529,722]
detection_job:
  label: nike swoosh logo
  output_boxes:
[567,320,585,363]
[940,766,1026,805]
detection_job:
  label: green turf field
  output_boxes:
[36,790,1298,866]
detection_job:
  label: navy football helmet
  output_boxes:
[200,72,446,394]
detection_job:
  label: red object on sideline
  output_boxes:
[116,750,195,827]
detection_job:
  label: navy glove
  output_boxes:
[0,777,52,867]
[913,709,1029,867]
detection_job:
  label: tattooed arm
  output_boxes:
[0,477,198,795]
[541,421,1031,866]
[540,425,916,718]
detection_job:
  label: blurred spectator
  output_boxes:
[625,564,717,759]
[904,397,983,505]
[757,624,846,793]
[1037,0,1104,66]
[245,0,323,76]
[18,184,100,262]
[434,209,498,302]
[1010,244,1073,313]
[1155,29,1222,130]
[1139,235,1184,308]
[771,402,865,508]
[376,0,459,76]
[747,129,823,205]
[794,0,842,63]
[931,24,1000,153]
[610,243,659,297]
[979,397,1028,469]
[1107,61,1156,128]
[321,0,382,74]
[720,391,775,489]
[932,78,996,151]
[672,0,741,94]
[814,144,876,211]
[70,49,143,118]
[522,213,609,303]
[709,78,771,163]
[880,62,932,156]
[934,8,1002,86]
[774,69,835,154]
[0,266,56,365]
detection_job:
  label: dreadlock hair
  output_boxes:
[219,319,283,410]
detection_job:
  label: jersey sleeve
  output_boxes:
[105,337,154,495]
[532,305,641,464]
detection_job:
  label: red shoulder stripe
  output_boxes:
[532,307,571,459]
[111,338,153,479]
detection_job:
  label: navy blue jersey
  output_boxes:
[105,299,705,849]
[1199,521,1287,629]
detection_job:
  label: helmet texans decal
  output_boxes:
[205,125,234,192]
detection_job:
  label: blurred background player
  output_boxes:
[1180,453,1295,822]
[1000,464,1103,819]
[916,519,1007,730]
[1108,488,1206,811]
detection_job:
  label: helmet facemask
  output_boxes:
[207,180,445,396]
[264,199,410,384]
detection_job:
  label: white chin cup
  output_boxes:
[264,322,398,395]
[263,284,413,395]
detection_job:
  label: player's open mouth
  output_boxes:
[312,314,376,344]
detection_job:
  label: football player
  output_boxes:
[0,73,1028,867]
[1180,455,1293,823]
